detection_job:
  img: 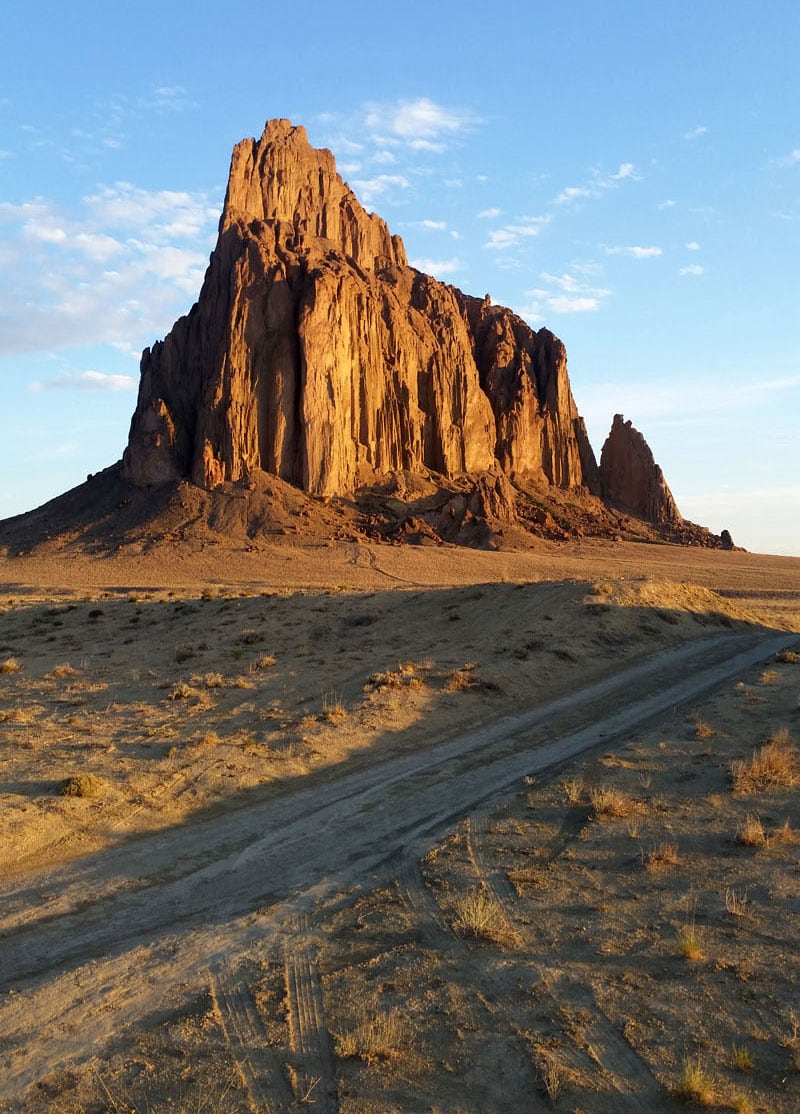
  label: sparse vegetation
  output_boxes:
[644,840,679,870]
[676,917,704,961]
[168,682,201,701]
[588,784,636,819]
[254,653,276,669]
[776,648,799,664]
[0,656,22,674]
[736,814,766,846]
[673,1057,715,1104]
[760,669,781,686]
[334,1009,407,1063]
[731,1044,755,1071]
[452,887,516,946]
[60,773,106,799]
[731,726,799,792]
[725,887,749,917]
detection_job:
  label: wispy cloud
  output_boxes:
[0,183,219,356]
[484,216,550,251]
[350,173,410,206]
[30,370,137,392]
[363,97,479,152]
[683,125,708,140]
[685,241,700,251]
[516,270,612,321]
[477,207,501,219]
[408,255,463,278]
[678,264,704,276]
[554,162,641,205]
[773,148,800,168]
[603,244,662,259]
[658,199,677,210]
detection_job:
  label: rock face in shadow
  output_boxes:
[122,120,599,500]
[599,414,682,525]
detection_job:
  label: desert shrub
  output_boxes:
[0,657,22,674]
[202,672,225,688]
[735,814,766,846]
[725,887,749,917]
[452,887,517,947]
[335,1009,406,1063]
[239,628,262,645]
[676,918,704,961]
[588,785,636,819]
[760,669,780,686]
[673,1057,714,1104]
[731,726,799,792]
[60,773,105,798]
[168,682,200,701]
[590,581,614,596]
[776,648,799,664]
[644,841,679,870]
[731,1044,754,1071]
[254,654,276,669]
[691,713,714,741]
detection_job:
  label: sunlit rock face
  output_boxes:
[123,119,601,498]
[599,414,682,525]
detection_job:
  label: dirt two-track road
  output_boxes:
[1,538,800,1111]
[0,626,796,1109]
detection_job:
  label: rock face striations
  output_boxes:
[123,120,599,501]
[599,414,682,525]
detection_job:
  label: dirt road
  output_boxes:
[0,628,796,1104]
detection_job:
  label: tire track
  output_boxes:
[211,958,293,1114]
[466,813,663,1109]
[284,915,337,1112]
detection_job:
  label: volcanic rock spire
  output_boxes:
[123,120,600,499]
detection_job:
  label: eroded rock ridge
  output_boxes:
[122,120,600,501]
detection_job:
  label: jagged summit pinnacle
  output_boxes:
[122,118,598,501]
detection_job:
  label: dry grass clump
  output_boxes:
[692,713,715,741]
[588,784,636,819]
[168,682,202,702]
[60,773,106,799]
[202,672,225,688]
[775,648,799,664]
[735,814,766,847]
[590,581,614,596]
[730,726,799,793]
[452,887,518,947]
[239,628,262,645]
[444,664,480,692]
[759,669,781,686]
[334,1009,407,1064]
[322,689,347,722]
[673,1057,715,1105]
[676,918,705,961]
[0,657,22,674]
[725,887,749,917]
[365,660,427,691]
[731,1044,755,1071]
[644,840,679,870]
[49,662,76,677]
[254,654,276,669]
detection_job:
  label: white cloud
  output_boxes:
[363,97,478,152]
[408,256,463,277]
[555,162,640,205]
[604,244,662,259]
[477,207,501,219]
[0,184,219,356]
[351,174,410,206]
[517,270,611,320]
[685,241,701,251]
[774,148,800,167]
[678,264,704,276]
[418,219,447,231]
[484,216,550,250]
[658,199,677,210]
[683,125,708,140]
[30,370,137,392]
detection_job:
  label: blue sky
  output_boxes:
[1,1,798,555]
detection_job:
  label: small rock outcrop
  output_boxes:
[599,414,682,525]
[123,120,599,500]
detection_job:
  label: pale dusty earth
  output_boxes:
[1,536,799,1113]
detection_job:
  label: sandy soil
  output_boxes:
[0,538,799,1112]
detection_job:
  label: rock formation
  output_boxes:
[599,414,682,525]
[123,120,599,500]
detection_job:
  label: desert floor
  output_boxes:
[1,537,799,1113]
